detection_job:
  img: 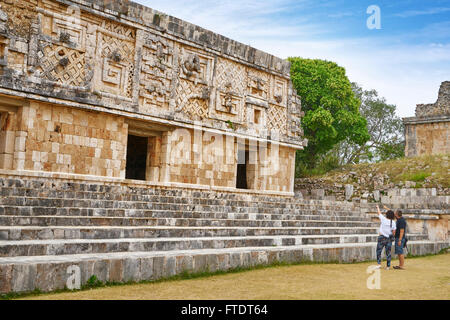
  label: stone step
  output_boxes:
[0,215,378,228]
[1,240,448,293]
[0,196,361,214]
[0,234,430,257]
[0,226,380,241]
[0,206,370,221]
[0,187,360,209]
[0,205,364,218]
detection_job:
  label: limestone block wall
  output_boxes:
[7,101,128,177]
[253,145,294,192]
[161,129,294,192]
[403,81,449,157]
[404,117,449,157]
[165,128,236,187]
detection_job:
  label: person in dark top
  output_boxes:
[393,210,407,270]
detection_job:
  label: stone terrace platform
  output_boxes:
[0,172,448,294]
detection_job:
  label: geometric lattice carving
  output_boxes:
[40,12,87,52]
[247,69,269,100]
[97,32,135,99]
[272,77,287,106]
[288,93,303,138]
[215,88,240,116]
[212,58,245,121]
[102,20,136,39]
[215,58,246,95]
[267,104,287,134]
[36,44,86,87]
[179,47,213,85]
[175,46,213,120]
[139,33,174,110]
[176,79,209,120]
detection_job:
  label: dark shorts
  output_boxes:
[395,238,406,255]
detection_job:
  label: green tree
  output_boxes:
[288,57,369,175]
[331,83,405,164]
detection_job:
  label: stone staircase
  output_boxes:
[0,175,448,294]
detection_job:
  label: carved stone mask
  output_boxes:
[59,32,71,44]
[110,50,122,63]
[185,53,201,73]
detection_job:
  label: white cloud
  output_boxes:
[394,7,450,18]
[137,0,325,41]
[251,37,450,117]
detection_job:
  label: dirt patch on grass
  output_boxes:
[21,254,450,300]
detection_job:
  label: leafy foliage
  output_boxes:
[331,83,405,164]
[288,57,370,175]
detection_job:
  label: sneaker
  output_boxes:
[385,267,390,270]
[375,265,381,269]
[393,266,405,270]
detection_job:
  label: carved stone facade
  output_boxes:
[0,0,305,193]
[403,81,450,157]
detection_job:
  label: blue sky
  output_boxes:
[135,0,450,117]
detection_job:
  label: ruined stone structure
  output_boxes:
[403,81,450,157]
[0,0,306,194]
[0,0,447,295]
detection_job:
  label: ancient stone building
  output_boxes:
[403,81,450,157]
[0,0,306,194]
[0,1,448,295]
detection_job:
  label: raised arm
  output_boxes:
[376,205,384,221]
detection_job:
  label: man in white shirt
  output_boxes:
[375,205,396,270]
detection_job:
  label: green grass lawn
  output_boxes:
[19,253,450,300]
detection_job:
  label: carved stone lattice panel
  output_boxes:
[287,93,304,137]
[214,90,244,122]
[0,37,7,63]
[215,58,246,95]
[242,104,249,124]
[176,79,209,120]
[267,104,287,135]
[36,44,86,87]
[40,11,87,52]
[0,0,37,38]
[272,77,287,106]
[179,46,213,85]
[96,32,135,99]
[102,20,136,39]
[247,69,269,100]
[139,33,174,111]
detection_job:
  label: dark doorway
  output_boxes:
[236,149,249,189]
[125,135,148,180]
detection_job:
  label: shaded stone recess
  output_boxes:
[403,81,450,157]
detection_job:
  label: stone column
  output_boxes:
[146,135,161,182]
[159,131,172,183]
[0,112,16,170]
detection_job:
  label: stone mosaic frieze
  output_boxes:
[0,0,305,147]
